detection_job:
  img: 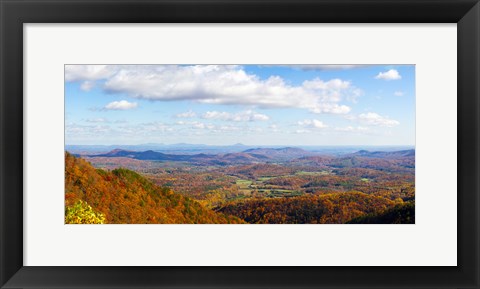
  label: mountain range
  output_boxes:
[79,147,415,166]
[83,147,315,165]
[66,144,415,156]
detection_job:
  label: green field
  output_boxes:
[235,179,253,187]
[234,176,308,199]
[295,171,330,176]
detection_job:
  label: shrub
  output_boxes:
[65,200,106,224]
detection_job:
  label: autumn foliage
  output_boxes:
[67,148,415,224]
[65,152,244,224]
[347,201,415,224]
[217,192,404,224]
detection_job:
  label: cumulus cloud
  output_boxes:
[375,69,402,81]
[65,65,356,114]
[65,65,117,82]
[297,119,328,129]
[104,100,138,110]
[394,91,404,96]
[356,112,400,127]
[175,110,197,118]
[80,81,95,91]
[202,110,269,122]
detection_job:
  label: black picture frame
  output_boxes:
[1,0,479,288]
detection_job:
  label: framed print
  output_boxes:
[1,0,479,288]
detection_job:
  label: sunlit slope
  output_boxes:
[65,152,244,224]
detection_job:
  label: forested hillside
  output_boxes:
[65,152,244,224]
[217,192,405,224]
[347,202,415,224]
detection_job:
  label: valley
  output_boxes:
[66,145,415,224]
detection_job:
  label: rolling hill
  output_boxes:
[243,147,315,160]
[65,152,244,224]
[347,202,415,224]
[350,149,415,158]
[84,147,319,164]
[217,192,406,224]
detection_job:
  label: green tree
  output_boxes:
[65,200,106,224]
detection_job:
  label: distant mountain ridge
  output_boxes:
[350,149,415,158]
[84,147,316,164]
[66,143,250,154]
[67,144,415,156]
[80,147,415,166]
[95,149,200,161]
[243,147,315,160]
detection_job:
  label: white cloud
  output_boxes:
[335,126,369,132]
[216,125,241,132]
[346,88,364,103]
[115,122,173,135]
[394,91,404,96]
[176,120,214,130]
[309,103,350,114]
[202,110,269,122]
[295,129,311,134]
[176,121,240,133]
[192,122,206,129]
[175,110,197,118]
[65,123,111,135]
[139,122,173,132]
[375,69,402,81]
[80,81,95,91]
[191,122,215,130]
[85,118,108,123]
[104,100,138,110]
[269,124,280,132]
[266,65,369,71]
[65,65,117,82]
[357,112,400,127]
[297,119,328,129]
[65,65,356,115]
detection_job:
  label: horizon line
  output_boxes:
[65,143,415,147]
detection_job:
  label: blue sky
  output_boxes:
[65,65,415,146]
